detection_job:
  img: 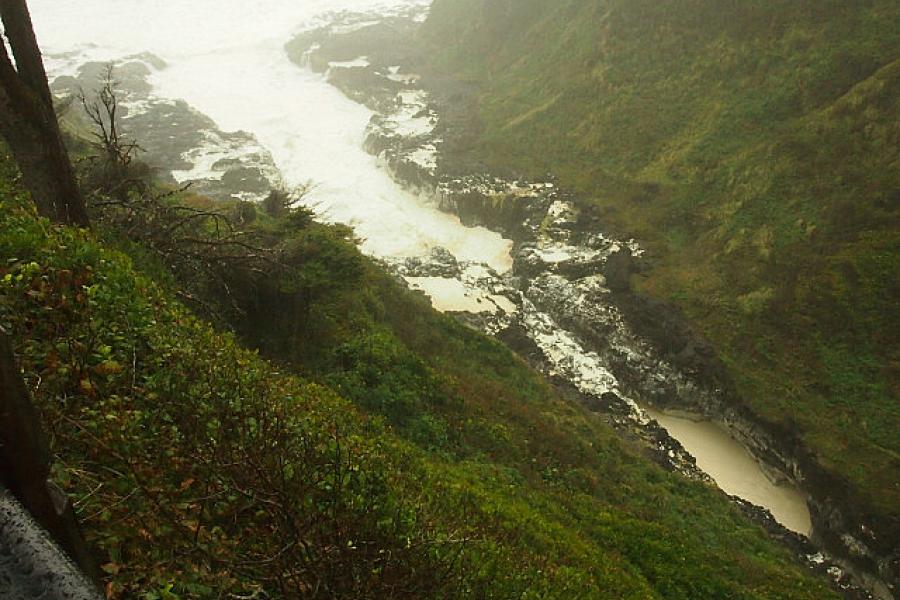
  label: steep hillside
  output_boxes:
[0,143,839,598]
[421,0,900,551]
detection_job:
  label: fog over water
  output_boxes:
[32,0,811,537]
[31,0,513,271]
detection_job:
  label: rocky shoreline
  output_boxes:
[288,10,895,599]
[50,55,280,203]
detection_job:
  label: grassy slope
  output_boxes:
[0,150,836,598]
[421,0,900,528]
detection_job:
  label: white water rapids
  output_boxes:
[30,0,811,536]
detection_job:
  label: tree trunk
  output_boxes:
[0,0,89,227]
[0,331,98,581]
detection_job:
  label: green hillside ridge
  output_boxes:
[0,145,837,598]
[420,0,900,531]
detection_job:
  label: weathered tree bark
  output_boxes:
[0,331,98,581]
[0,0,89,227]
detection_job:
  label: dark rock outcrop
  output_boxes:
[603,248,634,293]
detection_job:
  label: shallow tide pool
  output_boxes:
[646,409,812,535]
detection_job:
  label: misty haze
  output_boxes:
[0,1,896,598]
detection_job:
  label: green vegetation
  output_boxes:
[0,144,837,597]
[421,0,900,533]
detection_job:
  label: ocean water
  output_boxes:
[30,0,513,270]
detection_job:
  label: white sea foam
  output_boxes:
[329,56,371,69]
[32,0,511,272]
[406,276,514,314]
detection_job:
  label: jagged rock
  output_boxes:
[396,246,461,278]
[584,391,631,415]
[603,247,634,292]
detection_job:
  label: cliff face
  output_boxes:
[420,0,900,580]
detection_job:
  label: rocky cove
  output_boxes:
[37,2,894,596]
[287,11,897,599]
